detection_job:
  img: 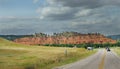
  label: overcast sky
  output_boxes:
[0,0,120,35]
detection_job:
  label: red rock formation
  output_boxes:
[14,33,116,45]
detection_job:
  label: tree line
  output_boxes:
[42,41,120,48]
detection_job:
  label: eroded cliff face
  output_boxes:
[14,33,116,45]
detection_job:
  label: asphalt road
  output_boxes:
[54,49,120,69]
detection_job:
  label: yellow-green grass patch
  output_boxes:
[0,38,97,69]
[114,47,120,56]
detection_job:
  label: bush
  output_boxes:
[43,43,119,48]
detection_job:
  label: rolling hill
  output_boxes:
[14,32,116,45]
[0,35,33,41]
[0,37,96,69]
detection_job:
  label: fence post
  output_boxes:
[65,49,67,57]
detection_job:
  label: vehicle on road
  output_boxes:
[106,47,111,52]
[87,47,93,50]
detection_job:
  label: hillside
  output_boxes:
[14,32,116,45]
[0,37,96,69]
[0,38,15,45]
[0,38,28,48]
[0,35,33,41]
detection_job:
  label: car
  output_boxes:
[107,49,110,51]
[87,47,93,50]
[106,47,111,52]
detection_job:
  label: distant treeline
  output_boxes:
[42,41,120,48]
[0,35,33,41]
[0,32,102,41]
[107,35,120,40]
[33,32,102,37]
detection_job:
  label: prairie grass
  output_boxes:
[0,38,96,69]
[114,47,120,56]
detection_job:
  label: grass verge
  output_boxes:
[0,38,97,69]
[114,47,120,56]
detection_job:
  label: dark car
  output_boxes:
[106,47,111,52]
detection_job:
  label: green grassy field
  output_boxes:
[0,38,96,69]
[114,47,120,56]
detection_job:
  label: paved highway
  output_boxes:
[54,49,120,69]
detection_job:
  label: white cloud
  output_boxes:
[37,6,73,20]
[75,9,92,17]
[1,0,120,35]
[46,0,120,8]
[37,0,120,20]
[33,0,39,4]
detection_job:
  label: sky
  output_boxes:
[0,0,120,35]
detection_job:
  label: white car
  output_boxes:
[87,47,93,50]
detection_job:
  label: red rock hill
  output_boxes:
[14,32,116,45]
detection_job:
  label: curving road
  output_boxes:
[54,49,120,69]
